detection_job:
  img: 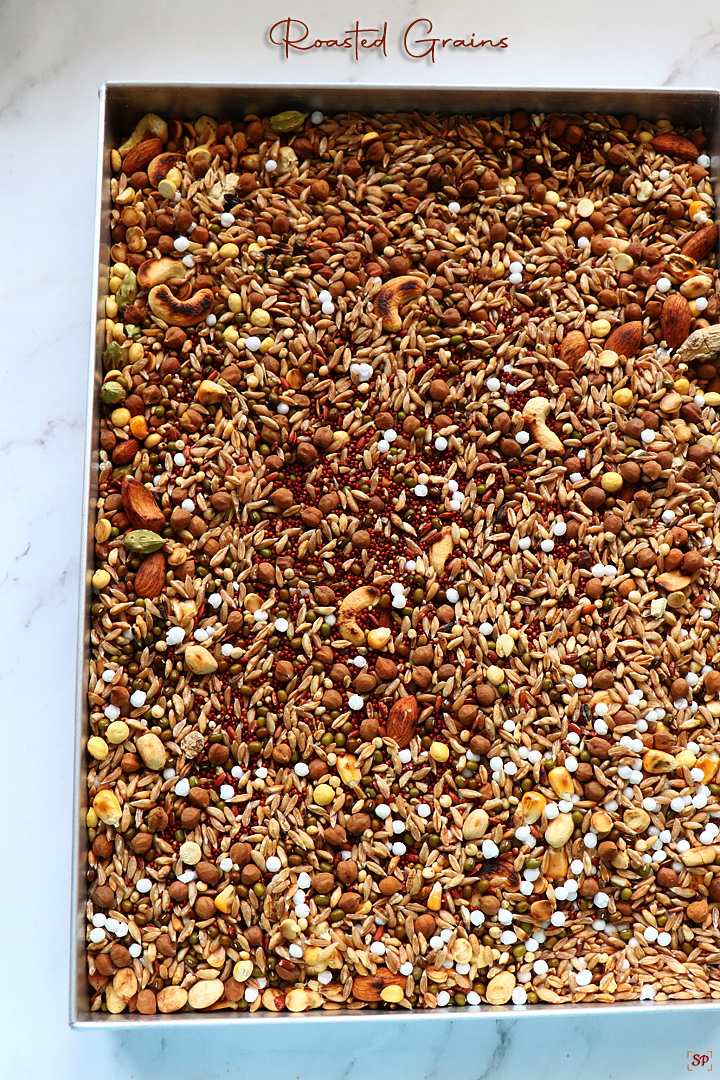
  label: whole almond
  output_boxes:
[661,294,692,348]
[559,329,589,365]
[134,551,166,599]
[651,133,699,161]
[122,137,164,176]
[604,321,643,358]
[122,476,166,531]
[386,696,418,748]
[681,223,718,263]
[352,967,406,1002]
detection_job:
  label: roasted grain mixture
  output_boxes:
[86,107,720,1015]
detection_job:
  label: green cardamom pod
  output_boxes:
[103,341,124,370]
[100,380,127,405]
[123,529,165,554]
[268,110,308,133]
[115,270,138,315]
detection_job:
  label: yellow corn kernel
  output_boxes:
[642,749,677,774]
[366,627,391,650]
[197,380,227,406]
[93,789,122,827]
[427,881,443,911]
[214,884,236,913]
[548,765,574,800]
[520,791,546,825]
[613,388,633,407]
[129,415,148,439]
[336,753,361,784]
[697,754,719,783]
[545,848,568,880]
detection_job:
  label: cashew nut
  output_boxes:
[137,258,187,291]
[196,380,227,406]
[374,276,424,332]
[195,115,218,144]
[148,152,184,197]
[209,173,241,203]
[118,113,168,157]
[338,585,380,645]
[148,284,214,326]
[522,396,564,454]
[664,252,697,282]
[520,790,546,825]
[428,526,454,575]
[680,843,720,867]
[186,116,218,174]
[366,626,391,649]
[675,324,720,366]
[187,146,213,173]
[276,146,298,175]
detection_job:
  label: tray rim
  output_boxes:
[72,81,720,1026]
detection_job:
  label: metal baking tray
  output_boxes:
[72,82,720,1026]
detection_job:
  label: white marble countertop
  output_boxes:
[4,1,720,1076]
